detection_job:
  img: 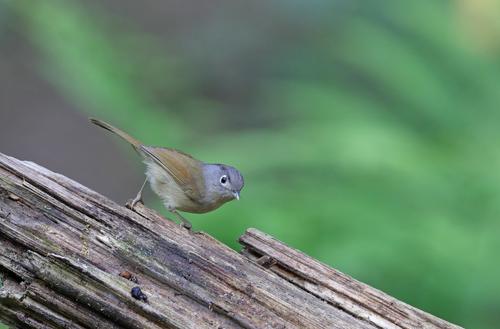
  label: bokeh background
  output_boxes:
[1,0,500,328]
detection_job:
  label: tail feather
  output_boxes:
[89,118,142,149]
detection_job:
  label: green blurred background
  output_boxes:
[1,0,500,328]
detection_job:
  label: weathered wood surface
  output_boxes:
[0,152,462,329]
[240,230,461,329]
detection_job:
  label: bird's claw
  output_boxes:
[126,198,143,210]
[181,221,192,230]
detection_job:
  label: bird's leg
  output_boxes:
[171,209,192,230]
[126,177,148,209]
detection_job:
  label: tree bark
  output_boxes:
[0,152,462,329]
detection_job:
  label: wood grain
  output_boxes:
[0,152,462,329]
[239,229,462,329]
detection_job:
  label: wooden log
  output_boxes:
[240,230,461,329]
[0,152,462,329]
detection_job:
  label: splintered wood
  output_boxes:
[0,153,462,329]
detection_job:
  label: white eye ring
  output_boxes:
[220,175,228,185]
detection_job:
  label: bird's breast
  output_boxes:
[145,160,226,213]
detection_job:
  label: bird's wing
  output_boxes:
[140,145,205,201]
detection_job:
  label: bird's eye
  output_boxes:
[220,175,228,185]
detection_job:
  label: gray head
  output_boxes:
[203,164,244,202]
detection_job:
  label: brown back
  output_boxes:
[140,146,205,202]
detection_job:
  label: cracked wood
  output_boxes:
[0,152,462,329]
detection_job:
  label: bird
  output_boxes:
[90,118,244,229]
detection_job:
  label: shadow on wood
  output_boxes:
[0,152,462,329]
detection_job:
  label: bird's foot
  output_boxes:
[171,210,193,230]
[180,220,192,231]
[126,197,143,210]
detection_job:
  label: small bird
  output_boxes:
[90,118,244,229]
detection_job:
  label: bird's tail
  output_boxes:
[89,118,142,149]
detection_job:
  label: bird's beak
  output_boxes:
[233,191,240,200]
